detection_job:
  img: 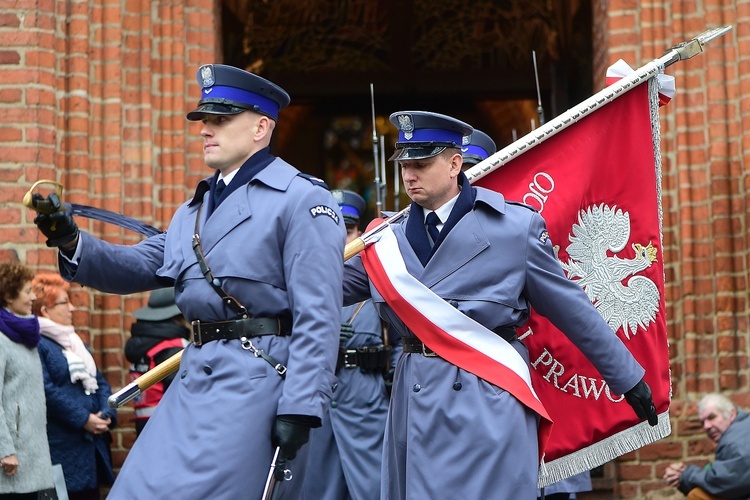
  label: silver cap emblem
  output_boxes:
[397,114,414,140]
[199,65,215,89]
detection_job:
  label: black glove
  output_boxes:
[32,193,79,248]
[624,379,658,426]
[339,322,355,343]
[271,415,312,481]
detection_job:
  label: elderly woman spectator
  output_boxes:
[0,261,53,499]
[32,271,116,500]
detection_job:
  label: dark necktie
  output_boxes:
[214,179,226,207]
[426,211,441,246]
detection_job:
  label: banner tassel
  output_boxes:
[538,412,671,488]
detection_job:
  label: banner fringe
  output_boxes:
[537,411,671,488]
[651,63,676,406]
[649,75,665,243]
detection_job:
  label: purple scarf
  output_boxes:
[0,307,41,348]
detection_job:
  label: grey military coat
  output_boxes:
[60,157,345,499]
[343,184,645,500]
[302,300,401,500]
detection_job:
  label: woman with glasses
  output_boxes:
[32,271,116,500]
[0,261,53,499]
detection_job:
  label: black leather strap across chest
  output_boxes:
[189,202,290,379]
[192,202,249,319]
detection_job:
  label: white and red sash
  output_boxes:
[361,225,553,458]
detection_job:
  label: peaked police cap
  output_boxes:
[388,111,473,161]
[186,64,291,121]
[462,129,497,167]
[331,189,366,225]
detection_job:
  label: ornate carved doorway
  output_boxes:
[220,0,594,217]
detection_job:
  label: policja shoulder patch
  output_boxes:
[539,229,550,244]
[309,205,340,225]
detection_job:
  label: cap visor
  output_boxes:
[461,154,485,166]
[187,102,248,121]
[388,145,447,161]
[343,215,360,226]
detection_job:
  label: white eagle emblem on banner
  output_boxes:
[556,204,660,339]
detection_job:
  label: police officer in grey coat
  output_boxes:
[342,111,658,499]
[33,65,345,499]
[302,190,401,500]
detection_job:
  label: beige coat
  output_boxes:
[0,331,53,494]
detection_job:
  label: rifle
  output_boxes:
[532,50,545,127]
[370,84,385,217]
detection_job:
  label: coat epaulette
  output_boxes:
[297,173,330,189]
[506,200,539,213]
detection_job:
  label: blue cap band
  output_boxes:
[398,128,463,145]
[340,205,360,217]
[462,144,490,160]
[201,85,281,120]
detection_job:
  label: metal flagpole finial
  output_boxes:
[695,25,733,45]
[664,25,732,65]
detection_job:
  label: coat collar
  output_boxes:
[404,171,477,266]
[185,157,298,253]
[395,208,489,288]
[399,174,508,287]
[188,147,276,208]
[473,184,506,215]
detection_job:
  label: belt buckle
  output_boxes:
[421,343,437,357]
[343,349,358,368]
[192,320,203,346]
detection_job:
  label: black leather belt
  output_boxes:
[336,345,392,372]
[403,327,517,357]
[192,317,292,347]
[402,337,438,357]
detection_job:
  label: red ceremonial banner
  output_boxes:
[474,79,672,484]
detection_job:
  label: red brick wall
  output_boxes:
[0,0,218,468]
[603,1,750,497]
